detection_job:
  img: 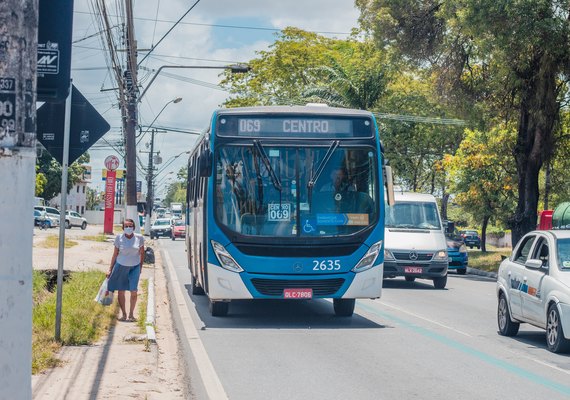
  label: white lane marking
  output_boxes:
[376,300,473,337]
[162,250,229,400]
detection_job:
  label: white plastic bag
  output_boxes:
[95,278,114,306]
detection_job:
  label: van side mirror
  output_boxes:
[384,165,395,206]
[199,150,212,177]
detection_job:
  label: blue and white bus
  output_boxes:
[186,105,394,316]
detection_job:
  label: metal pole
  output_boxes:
[55,80,73,342]
[144,129,155,235]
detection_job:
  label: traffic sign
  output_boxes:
[37,0,74,102]
[37,85,110,165]
[105,155,120,171]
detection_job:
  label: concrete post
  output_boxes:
[0,1,38,399]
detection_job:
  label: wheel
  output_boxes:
[191,273,205,295]
[469,245,473,249]
[333,298,355,317]
[405,276,416,282]
[150,234,155,240]
[477,245,481,249]
[433,275,447,289]
[497,293,519,336]
[81,221,87,230]
[171,236,175,241]
[546,304,570,353]
[457,268,467,275]
[65,220,71,229]
[209,300,229,316]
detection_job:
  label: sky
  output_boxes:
[70,0,360,198]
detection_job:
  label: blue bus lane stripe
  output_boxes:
[357,302,570,397]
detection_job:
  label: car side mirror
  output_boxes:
[500,255,508,261]
[525,259,543,270]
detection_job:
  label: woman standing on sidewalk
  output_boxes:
[107,218,144,321]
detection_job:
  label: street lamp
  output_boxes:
[138,64,250,103]
[142,98,182,235]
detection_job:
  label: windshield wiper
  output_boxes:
[307,140,340,200]
[253,140,282,192]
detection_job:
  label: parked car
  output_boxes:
[34,209,48,228]
[447,237,468,275]
[150,218,172,239]
[65,210,87,229]
[34,206,60,227]
[496,229,570,353]
[171,219,186,240]
[460,229,481,249]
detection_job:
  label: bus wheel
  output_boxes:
[209,300,229,317]
[333,299,355,317]
[191,274,205,296]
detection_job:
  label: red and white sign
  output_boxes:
[283,288,313,299]
[103,169,116,234]
[104,155,120,171]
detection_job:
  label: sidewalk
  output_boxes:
[31,226,187,399]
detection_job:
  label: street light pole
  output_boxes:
[143,97,182,235]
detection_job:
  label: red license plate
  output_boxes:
[404,266,423,274]
[283,288,313,299]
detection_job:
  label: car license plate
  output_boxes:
[404,266,423,274]
[283,288,313,299]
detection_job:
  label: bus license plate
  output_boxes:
[283,288,313,299]
[404,266,423,274]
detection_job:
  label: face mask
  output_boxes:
[124,227,134,235]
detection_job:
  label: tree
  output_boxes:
[35,165,47,197]
[445,128,517,251]
[356,0,570,245]
[36,151,90,201]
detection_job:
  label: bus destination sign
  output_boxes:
[217,115,373,138]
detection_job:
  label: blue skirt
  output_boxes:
[107,263,140,292]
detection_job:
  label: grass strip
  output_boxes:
[468,247,512,272]
[82,234,108,242]
[38,234,78,249]
[32,270,117,374]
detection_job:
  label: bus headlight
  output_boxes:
[211,240,244,273]
[352,240,382,273]
[433,250,448,261]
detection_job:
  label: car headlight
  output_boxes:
[384,248,395,261]
[433,250,448,261]
[211,240,243,272]
[352,240,383,273]
[459,244,467,254]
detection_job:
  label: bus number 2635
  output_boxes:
[313,260,341,271]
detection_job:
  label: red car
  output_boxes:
[171,220,186,240]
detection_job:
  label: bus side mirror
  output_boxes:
[384,165,395,206]
[199,150,212,177]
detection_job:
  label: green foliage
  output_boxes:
[32,270,116,374]
[36,151,90,201]
[35,165,47,197]
[86,187,101,211]
[445,127,517,227]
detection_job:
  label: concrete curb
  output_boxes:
[467,266,498,279]
[145,275,156,343]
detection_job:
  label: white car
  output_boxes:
[65,210,87,229]
[497,230,570,353]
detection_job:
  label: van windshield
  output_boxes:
[385,201,441,230]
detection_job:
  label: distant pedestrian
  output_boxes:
[107,218,144,321]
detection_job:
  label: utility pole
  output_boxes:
[143,129,155,235]
[0,1,37,399]
[124,0,139,228]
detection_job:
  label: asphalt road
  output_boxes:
[158,238,570,400]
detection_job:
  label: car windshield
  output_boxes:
[215,145,378,237]
[385,201,441,230]
[154,220,170,226]
[557,238,570,269]
[174,220,185,226]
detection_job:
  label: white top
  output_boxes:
[114,233,145,266]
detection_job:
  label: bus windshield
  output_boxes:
[215,145,378,237]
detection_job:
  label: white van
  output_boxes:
[383,192,448,289]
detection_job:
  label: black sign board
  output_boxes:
[37,85,111,165]
[37,0,74,102]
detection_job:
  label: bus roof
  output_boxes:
[215,105,374,118]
